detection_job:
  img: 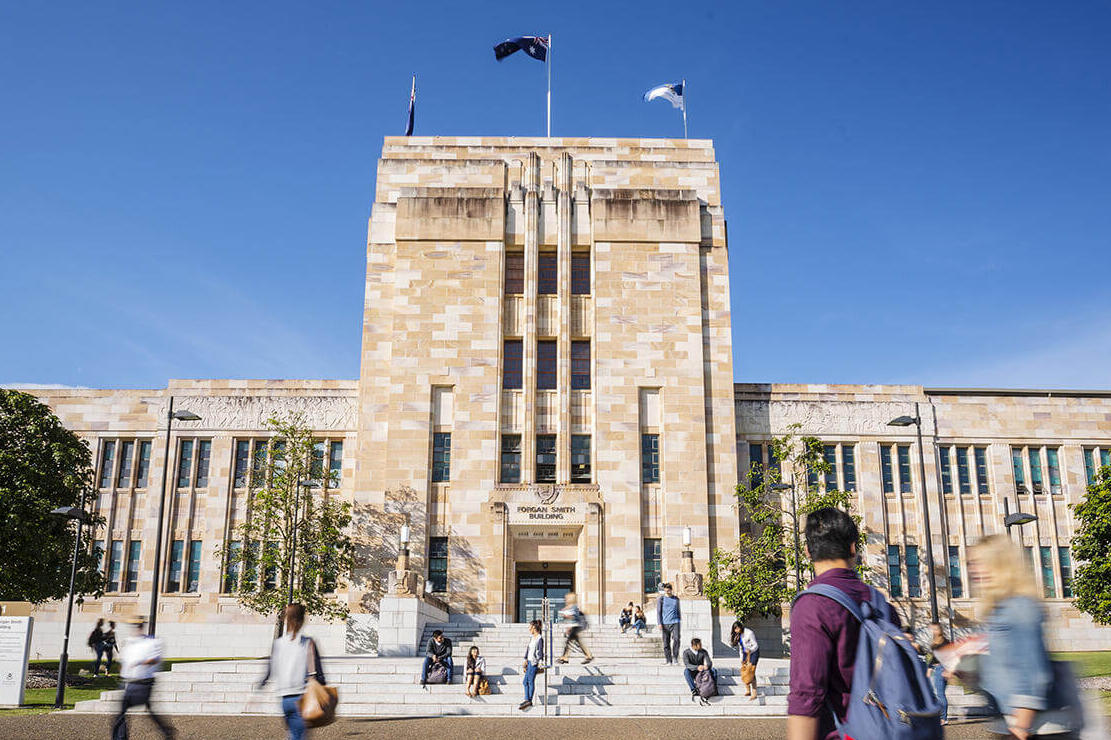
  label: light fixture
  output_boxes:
[1004,512,1037,528]
[400,525,411,546]
[682,527,691,548]
[887,415,917,427]
[172,410,201,422]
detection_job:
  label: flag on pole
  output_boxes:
[493,35,549,62]
[643,82,685,110]
[404,76,416,136]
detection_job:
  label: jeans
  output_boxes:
[660,622,680,663]
[93,643,106,675]
[743,648,760,667]
[684,667,717,693]
[523,662,538,702]
[421,655,453,683]
[633,619,646,635]
[930,665,948,721]
[281,694,305,740]
[112,680,175,740]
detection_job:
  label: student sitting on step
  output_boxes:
[619,602,634,633]
[633,605,647,637]
[464,645,486,698]
[682,637,716,702]
[420,629,454,686]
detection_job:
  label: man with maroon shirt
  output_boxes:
[786,507,901,740]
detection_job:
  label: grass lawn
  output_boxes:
[1052,652,1111,716]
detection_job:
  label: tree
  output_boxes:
[0,389,103,603]
[1070,465,1111,625]
[705,425,866,623]
[219,414,354,622]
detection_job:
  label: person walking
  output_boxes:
[633,605,647,637]
[87,619,107,676]
[464,646,486,698]
[730,620,760,700]
[111,615,175,740]
[257,603,327,740]
[519,619,544,711]
[102,621,118,674]
[926,621,950,726]
[556,592,594,665]
[656,583,681,665]
[419,629,454,686]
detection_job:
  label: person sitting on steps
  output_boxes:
[464,645,486,698]
[633,605,647,637]
[619,602,634,633]
[419,629,453,686]
[682,637,715,703]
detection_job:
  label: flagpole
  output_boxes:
[546,34,552,137]
[682,78,688,139]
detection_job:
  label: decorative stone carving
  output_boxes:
[531,484,560,505]
[154,395,357,431]
[736,400,932,437]
[387,570,422,596]
[677,572,704,598]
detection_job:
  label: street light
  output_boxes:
[888,403,940,623]
[50,502,89,709]
[148,397,201,636]
[287,479,314,607]
[772,482,802,589]
[1003,497,1037,531]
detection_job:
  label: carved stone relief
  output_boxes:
[736,400,933,436]
[155,395,357,431]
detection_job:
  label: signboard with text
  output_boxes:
[507,502,585,526]
[0,616,33,707]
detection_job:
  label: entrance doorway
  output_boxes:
[516,569,574,623]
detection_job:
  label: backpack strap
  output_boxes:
[795,583,866,623]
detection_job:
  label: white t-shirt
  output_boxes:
[119,633,163,681]
[740,628,759,655]
[270,632,310,697]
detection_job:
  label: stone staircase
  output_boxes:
[417,620,666,659]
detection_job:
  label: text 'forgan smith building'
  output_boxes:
[21,137,1111,657]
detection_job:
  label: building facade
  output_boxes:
[19,137,1111,658]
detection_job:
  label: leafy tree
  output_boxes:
[219,414,353,622]
[0,389,103,602]
[1070,466,1111,625]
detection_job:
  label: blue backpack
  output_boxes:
[795,584,943,740]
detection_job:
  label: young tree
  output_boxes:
[219,414,353,622]
[0,390,103,602]
[1070,465,1111,625]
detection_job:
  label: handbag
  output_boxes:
[477,676,491,695]
[299,638,338,728]
[740,660,756,684]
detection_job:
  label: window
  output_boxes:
[1012,448,1026,488]
[641,434,660,484]
[503,340,523,389]
[956,447,971,495]
[177,440,194,488]
[537,341,557,390]
[108,540,123,592]
[136,441,152,488]
[263,542,278,590]
[234,441,251,487]
[99,441,116,489]
[1085,449,1097,485]
[167,540,184,592]
[223,541,242,593]
[125,540,141,592]
[1028,448,1044,492]
[823,445,838,491]
[806,462,818,490]
[897,445,912,494]
[748,443,764,488]
[571,435,591,483]
[887,545,903,598]
[117,441,134,488]
[93,541,106,574]
[187,541,202,593]
[538,253,557,294]
[938,447,953,494]
[1103,448,1111,469]
[196,440,211,487]
[1059,547,1073,598]
[571,341,590,389]
[843,445,857,492]
[432,433,451,482]
[310,441,325,486]
[244,542,260,590]
[880,446,895,495]
[1047,448,1062,495]
[643,538,662,593]
[505,253,524,294]
[1039,546,1056,598]
[948,545,963,598]
[571,253,590,295]
[536,435,556,483]
[906,545,921,598]
[252,442,269,486]
[500,435,522,483]
[974,447,990,495]
[428,537,448,592]
[329,441,343,486]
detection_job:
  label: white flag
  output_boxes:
[643,82,685,110]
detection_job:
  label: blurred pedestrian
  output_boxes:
[257,603,326,740]
[111,615,175,740]
[87,618,107,676]
[556,592,593,664]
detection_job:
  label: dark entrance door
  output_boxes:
[516,570,574,623]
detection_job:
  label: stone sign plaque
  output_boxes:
[0,616,33,707]
[507,502,585,525]
[510,528,579,541]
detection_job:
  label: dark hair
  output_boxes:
[729,620,743,647]
[662,583,672,591]
[466,645,479,668]
[804,507,859,562]
[284,603,306,634]
[529,619,542,633]
[432,629,444,638]
[690,637,702,647]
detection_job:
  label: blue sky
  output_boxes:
[2,2,1109,389]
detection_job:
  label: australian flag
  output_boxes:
[493,35,549,62]
[404,77,415,136]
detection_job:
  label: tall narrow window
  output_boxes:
[956,447,971,495]
[1038,546,1056,598]
[948,545,963,598]
[897,445,912,494]
[538,253,557,294]
[643,538,662,593]
[263,542,278,590]
[99,441,116,489]
[505,253,524,294]
[1012,448,1026,488]
[500,435,522,483]
[887,545,903,598]
[108,540,124,592]
[1028,448,1044,492]
[823,445,838,491]
[223,541,242,593]
[1084,449,1096,485]
[432,433,452,482]
[196,440,211,487]
[1047,448,1062,495]
[1059,547,1073,598]
[167,540,184,592]
[503,340,523,389]
[328,441,343,486]
[880,446,895,495]
[536,435,556,483]
[806,463,818,490]
[938,447,953,494]
[641,434,660,484]
[570,341,591,390]
[244,542,260,590]
[537,341,557,390]
[186,541,202,593]
[117,441,134,488]
[749,443,764,488]
[234,441,251,487]
[842,445,857,492]
[571,253,590,295]
[136,441,152,488]
[571,435,591,483]
[177,440,194,488]
[1102,449,1111,469]
[428,537,448,592]
[974,447,990,495]
[906,545,921,598]
[125,540,142,592]
[310,441,326,486]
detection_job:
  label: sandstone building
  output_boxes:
[18,137,1111,658]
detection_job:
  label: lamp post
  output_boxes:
[888,403,940,623]
[148,397,201,636]
[51,502,89,709]
[772,482,801,590]
[287,479,313,607]
[1003,496,1037,532]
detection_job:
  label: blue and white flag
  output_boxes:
[643,82,684,110]
[494,35,549,62]
[404,76,415,136]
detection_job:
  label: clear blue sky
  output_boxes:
[3,2,1109,389]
